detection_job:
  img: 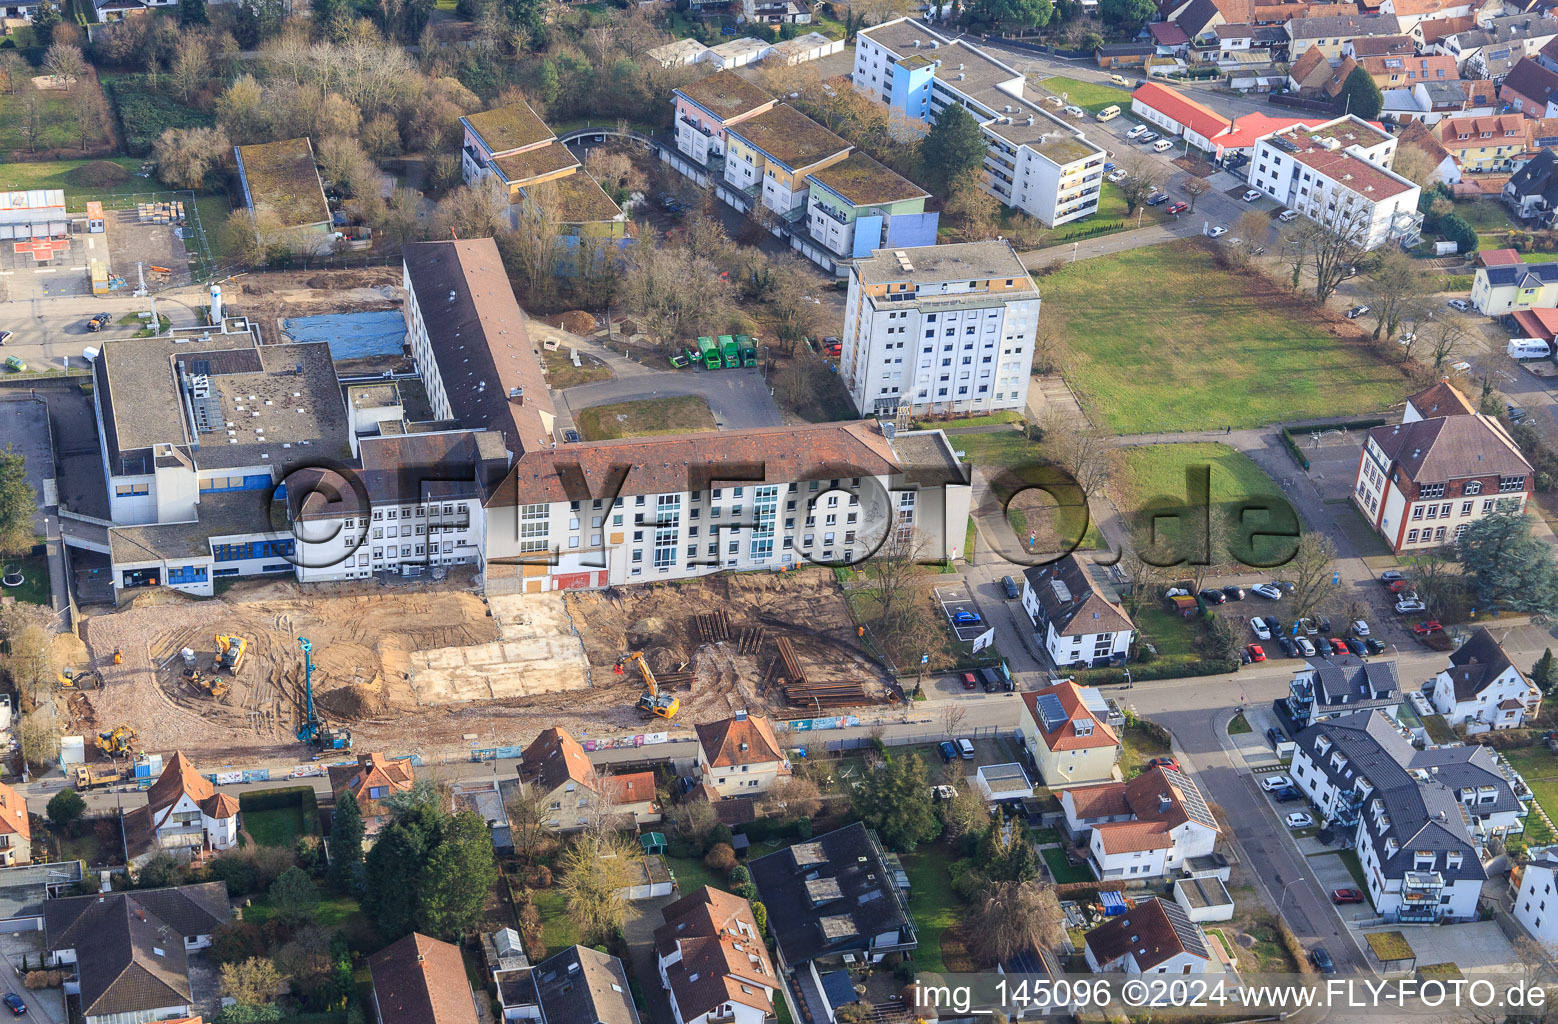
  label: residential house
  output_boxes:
[1150,20,1193,54]
[1435,113,1529,169]
[749,823,915,1023]
[655,887,777,1024]
[1384,0,1476,32]
[1020,553,1135,669]
[1512,845,1558,949]
[1473,253,1558,309]
[1504,145,1558,220]
[233,137,333,256]
[0,782,31,868]
[1360,52,1459,86]
[1429,627,1542,730]
[720,104,852,220]
[367,932,479,1024]
[667,71,777,185]
[128,751,239,862]
[1288,50,1361,99]
[1286,657,1401,729]
[1416,13,1479,48]
[45,883,231,1024]
[1441,13,1558,80]
[1083,896,1214,974]
[1346,32,1418,55]
[1245,115,1424,248]
[1017,680,1122,789]
[1059,766,1222,881]
[1502,55,1558,114]
[1529,112,1558,143]
[1398,120,1462,180]
[694,713,791,799]
[518,727,660,831]
[1287,12,1403,57]
[1289,709,1522,921]
[532,947,641,1024]
[328,752,416,840]
[1131,81,1234,148]
[1353,381,1532,551]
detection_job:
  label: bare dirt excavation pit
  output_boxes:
[71,571,891,763]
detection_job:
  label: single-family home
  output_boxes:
[1083,896,1214,974]
[1429,627,1542,730]
[694,712,790,798]
[1017,680,1122,789]
[1020,553,1134,670]
[533,946,641,1024]
[1346,33,1417,57]
[46,883,231,1024]
[1360,53,1459,88]
[1473,255,1558,310]
[1435,113,1530,170]
[1397,120,1461,182]
[519,727,660,831]
[1060,766,1221,881]
[127,751,239,863]
[1504,145,1558,222]
[1512,846,1558,949]
[1287,12,1402,57]
[1501,56,1558,116]
[1441,13,1558,81]
[328,752,416,840]
[0,782,31,867]
[367,932,479,1024]
[655,887,777,1024]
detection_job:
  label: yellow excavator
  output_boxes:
[183,667,229,699]
[57,668,99,690]
[95,725,136,756]
[618,652,678,719]
[212,635,247,675]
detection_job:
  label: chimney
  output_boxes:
[417,954,426,963]
[1158,793,1172,813]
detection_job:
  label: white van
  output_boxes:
[957,738,975,760]
[1151,139,1173,152]
[1096,104,1121,121]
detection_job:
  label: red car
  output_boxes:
[1328,637,1349,655]
[1148,756,1180,771]
[1166,201,1189,215]
[1332,889,1365,904]
[1247,643,1266,662]
[1388,579,1414,594]
[1413,620,1444,636]
[961,671,978,690]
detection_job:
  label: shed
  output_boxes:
[1173,876,1235,922]
[640,832,668,856]
[975,763,1035,803]
[619,854,674,900]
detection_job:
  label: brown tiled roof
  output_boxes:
[1407,380,1476,418]
[697,715,786,768]
[1085,896,1210,971]
[1095,820,1173,853]
[601,771,657,808]
[1065,783,1131,819]
[368,932,479,1024]
[1350,32,1414,54]
[653,887,775,1021]
[202,792,239,820]
[519,727,596,793]
[676,70,774,121]
[1465,78,1497,106]
[0,782,30,842]
[1367,413,1531,482]
[147,752,214,826]
[1437,113,1528,146]
[463,100,553,155]
[329,752,415,825]
[1502,57,1558,110]
[1398,120,1454,165]
[1071,766,1219,847]
[1417,12,1476,40]
[1021,553,1134,638]
[1392,0,1465,17]
[1021,681,1120,752]
[1325,55,1359,97]
[1288,45,1330,87]
[1360,53,1458,82]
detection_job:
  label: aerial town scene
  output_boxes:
[5,0,1558,1018]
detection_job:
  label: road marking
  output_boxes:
[33,268,57,274]
[0,271,13,276]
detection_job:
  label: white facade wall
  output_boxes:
[1246,137,1420,249]
[295,497,486,582]
[1430,665,1540,730]
[1514,858,1558,950]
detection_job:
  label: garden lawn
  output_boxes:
[1036,76,1131,113]
[1041,242,1403,432]
[243,805,308,848]
[1041,845,1093,884]
[1114,442,1297,564]
[241,889,363,931]
[0,552,49,606]
[1119,721,1172,776]
[0,157,143,197]
[0,81,114,155]
[952,429,1107,551]
[902,842,962,975]
[576,395,716,439]
[532,886,580,950]
[663,855,721,895]
[1495,745,1558,844]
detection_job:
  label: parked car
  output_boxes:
[1278,209,1299,222]
[1267,726,1286,748]
[1327,637,1350,656]
[1251,583,1282,599]
[1413,620,1444,636]
[960,671,978,690]
[957,738,975,760]
[1297,616,1318,635]
[1345,305,1370,319]
[1247,643,1266,662]
[1294,636,1316,657]
[1138,131,1160,143]
[1126,124,1149,139]
[1250,617,1272,640]
[1395,598,1426,614]
[1147,192,1172,206]
[562,429,582,443]
[1316,615,1332,632]
[1165,587,1190,597]
[1263,615,1282,634]
[86,312,112,332]
[1346,638,1368,656]
[1109,73,1130,85]
[0,331,10,346]
[1365,638,1386,654]
[1261,774,1293,791]
[1242,189,1262,202]
[1286,812,1315,828]
[953,610,981,625]
[1332,889,1365,905]
[1208,226,1228,238]
[978,667,1004,692]
[938,740,959,762]
[1310,947,1336,974]
[1107,169,1128,183]
[1166,201,1189,215]
[1222,585,1246,601]
[1448,298,1473,312]
[1001,575,1019,599]
[1200,588,1227,605]
[1351,619,1371,637]
[1452,360,1473,374]
[1277,636,1296,656]
[1148,757,1180,771]
[3,993,24,1017]
[1064,105,1086,117]
[1274,786,1301,802]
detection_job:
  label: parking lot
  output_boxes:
[0,231,99,301]
[934,582,991,643]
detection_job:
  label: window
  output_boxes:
[1501,475,1527,492]
[1465,481,1482,495]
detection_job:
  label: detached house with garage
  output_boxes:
[1021,553,1134,669]
[519,727,660,831]
[694,713,790,798]
[1060,766,1221,881]
[655,887,776,1024]
[1352,380,1532,553]
[1429,627,1542,731]
[1018,680,1122,789]
[1083,896,1214,975]
[130,751,239,863]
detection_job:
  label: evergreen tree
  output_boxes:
[919,104,987,196]
[1338,66,1383,120]
[30,1,60,47]
[328,788,365,894]
[1458,507,1558,615]
[178,0,209,26]
[415,811,498,940]
[1533,649,1558,694]
[361,804,438,940]
[850,753,942,853]
[1096,0,1152,30]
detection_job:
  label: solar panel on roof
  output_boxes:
[1165,768,1218,829]
[1036,693,1067,732]
[1079,688,1111,715]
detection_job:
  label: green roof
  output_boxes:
[727,104,851,171]
[236,138,330,229]
[464,100,554,155]
[1366,931,1414,962]
[808,152,928,208]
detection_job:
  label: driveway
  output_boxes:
[556,368,784,434]
[1358,921,1515,973]
[622,891,680,1024]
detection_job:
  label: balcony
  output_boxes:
[812,201,848,226]
[679,115,713,139]
[1398,871,1444,923]
[1335,787,1364,828]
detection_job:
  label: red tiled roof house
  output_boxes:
[694,713,790,799]
[1018,680,1121,789]
[1061,766,1221,880]
[519,727,661,831]
[655,887,776,1024]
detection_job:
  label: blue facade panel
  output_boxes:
[852,215,885,258]
[885,212,940,249]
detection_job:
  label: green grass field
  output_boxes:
[0,82,114,156]
[902,842,963,974]
[241,888,362,930]
[1495,745,1558,844]
[1041,242,1404,432]
[242,805,308,848]
[1036,76,1131,113]
[1041,844,1093,884]
[0,156,144,196]
[0,552,49,606]
[576,395,715,440]
[1115,443,1298,565]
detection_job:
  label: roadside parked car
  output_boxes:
[1250,617,1271,640]
[1251,583,1282,599]
[1109,73,1130,85]
[1166,201,1189,215]
[1351,619,1371,637]
[1286,812,1315,828]
[1208,226,1228,238]
[1242,189,1262,202]
[1267,726,1286,748]
[1414,620,1444,636]
[1316,615,1332,632]
[1222,585,1245,601]
[1345,305,1370,319]
[562,429,581,443]
[1396,598,1426,614]
[2,993,24,1017]
[1365,638,1386,654]
[1388,579,1415,594]
[1261,774,1292,791]
[1310,948,1336,974]
[1277,636,1296,656]
[1273,580,1295,592]
[1247,644,1266,662]
[1064,105,1086,117]
[958,738,975,760]
[1200,588,1226,605]
[1274,786,1301,802]
[1126,125,1149,139]
[1346,638,1368,656]
[1326,637,1348,656]
[961,671,978,690]
[1001,575,1019,599]
[1138,131,1160,143]
[1448,298,1473,312]
[1332,889,1365,904]
[1147,192,1171,205]
[1278,209,1298,222]
[1262,615,1282,635]
[1294,636,1316,657]
[0,331,10,346]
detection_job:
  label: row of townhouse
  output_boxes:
[87,237,974,599]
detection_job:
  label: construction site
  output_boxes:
[62,570,897,764]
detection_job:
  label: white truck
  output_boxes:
[1507,338,1552,360]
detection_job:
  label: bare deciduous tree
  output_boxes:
[43,42,85,88]
[941,702,968,740]
[1182,178,1209,212]
[1362,248,1432,341]
[1117,154,1164,215]
[503,785,558,866]
[966,880,1067,965]
[1293,199,1371,301]
[1286,532,1337,623]
[556,832,643,943]
[170,38,211,104]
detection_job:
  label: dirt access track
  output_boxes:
[69,571,891,765]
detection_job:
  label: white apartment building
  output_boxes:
[1021,553,1135,670]
[1246,115,1424,249]
[840,240,1039,417]
[853,19,1107,227]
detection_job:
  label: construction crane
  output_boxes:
[211,635,247,675]
[95,725,136,757]
[295,637,352,751]
[618,652,678,719]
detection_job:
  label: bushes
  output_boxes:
[1467,728,1536,750]
[1512,421,1558,491]
[101,74,217,155]
[64,161,129,189]
[1276,917,1315,974]
[1053,880,1127,901]
[1080,659,1234,685]
[703,843,736,873]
